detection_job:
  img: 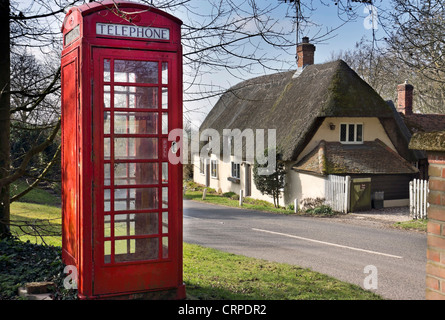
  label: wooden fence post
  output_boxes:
[410,179,429,219]
[423,180,428,219]
[345,176,351,213]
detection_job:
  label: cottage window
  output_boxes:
[231,162,240,179]
[226,136,233,156]
[211,160,218,178]
[340,123,363,144]
[199,158,205,175]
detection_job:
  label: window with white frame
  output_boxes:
[210,160,218,178]
[199,158,205,175]
[340,123,363,144]
[231,162,240,179]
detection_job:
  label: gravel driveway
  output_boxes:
[350,206,412,222]
[326,206,420,230]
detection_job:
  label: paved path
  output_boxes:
[183,200,427,300]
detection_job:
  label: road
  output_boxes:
[183,199,427,300]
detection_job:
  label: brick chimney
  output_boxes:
[297,37,315,68]
[397,80,414,115]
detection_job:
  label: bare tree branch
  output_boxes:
[0,119,60,188]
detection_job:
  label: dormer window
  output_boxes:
[340,123,363,144]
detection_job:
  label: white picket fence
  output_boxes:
[409,179,429,219]
[325,175,351,213]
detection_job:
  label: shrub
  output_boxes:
[207,188,217,194]
[222,192,236,198]
[184,181,205,191]
[221,191,242,200]
[253,148,286,208]
[299,197,325,211]
[242,197,270,206]
[305,205,334,216]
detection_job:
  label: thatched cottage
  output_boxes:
[193,38,424,210]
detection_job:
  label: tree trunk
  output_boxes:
[0,0,10,238]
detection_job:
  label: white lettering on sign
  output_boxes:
[96,23,170,40]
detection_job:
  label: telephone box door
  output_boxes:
[92,47,182,296]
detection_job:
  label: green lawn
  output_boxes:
[10,202,62,246]
[10,180,61,207]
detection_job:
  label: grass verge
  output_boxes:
[184,243,381,300]
[393,219,428,232]
[183,181,343,217]
[185,189,295,215]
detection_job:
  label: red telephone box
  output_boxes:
[60,1,185,299]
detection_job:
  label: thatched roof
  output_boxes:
[294,139,418,176]
[402,113,445,134]
[410,131,445,152]
[200,60,410,162]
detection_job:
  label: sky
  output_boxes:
[178,0,385,130]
